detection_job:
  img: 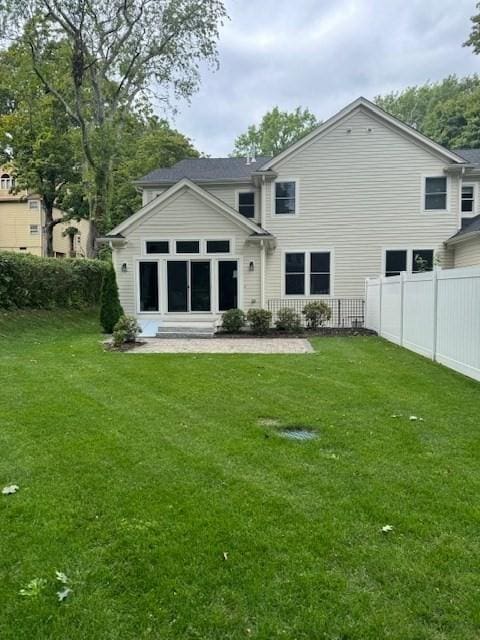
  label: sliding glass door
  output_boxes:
[167,260,211,312]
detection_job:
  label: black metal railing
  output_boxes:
[267,298,365,328]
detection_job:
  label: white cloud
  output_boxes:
[166,0,479,156]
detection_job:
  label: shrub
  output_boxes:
[302,301,332,329]
[275,307,302,332]
[0,251,108,310]
[100,266,124,333]
[221,308,246,333]
[112,315,142,348]
[246,308,272,335]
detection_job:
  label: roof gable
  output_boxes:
[260,97,466,171]
[108,178,269,237]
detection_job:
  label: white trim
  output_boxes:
[135,255,243,316]
[421,174,449,213]
[281,248,334,297]
[271,178,299,217]
[460,181,477,218]
[382,247,437,276]
[141,236,234,257]
[109,178,265,237]
[260,97,466,171]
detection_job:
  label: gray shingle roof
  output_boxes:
[448,214,480,241]
[453,149,480,163]
[136,156,273,185]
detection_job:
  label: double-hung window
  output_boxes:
[275,181,296,215]
[29,224,39,235]
[285,251,331,295]
[424,177,447,210]
[238,192,255,218]
[461,185,474,214]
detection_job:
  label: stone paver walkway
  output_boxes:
[128,338,314,354]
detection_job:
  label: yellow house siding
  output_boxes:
[263,107,460,299]
[0,200,43,255]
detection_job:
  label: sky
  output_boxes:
[169,0,479,156]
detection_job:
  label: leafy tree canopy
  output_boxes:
[232,106,319,158]
[375,75,480,149]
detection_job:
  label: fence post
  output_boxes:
[399,271,406,346]
[378,276,383,336]
[432,268,439,361]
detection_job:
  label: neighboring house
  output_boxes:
[0,169,90,257]
[104,97,480,332]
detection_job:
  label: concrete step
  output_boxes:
[156,324,216,339]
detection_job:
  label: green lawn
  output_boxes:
[1,310,479,640]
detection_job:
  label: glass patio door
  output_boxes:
[167,261,211,312]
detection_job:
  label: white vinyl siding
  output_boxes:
[263,107,460,298]
[113,187,261,315]
[453,237,480,268]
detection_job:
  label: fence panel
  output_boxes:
[365,267,480,382]
[267,298,365,328]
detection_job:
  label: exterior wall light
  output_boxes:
[121,263,128,272]
[249,261,255,272]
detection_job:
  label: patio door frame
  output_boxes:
[166,258,212,313]
[135,256,244,315]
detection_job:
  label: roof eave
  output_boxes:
[445,230,480,246]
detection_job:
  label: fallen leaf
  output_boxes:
[55,571,69,584]
[19,578,46,597]
[2,484,19,495]
[57,587,72,602]
[223,551,228,561]
[409,416,418,421]
[381,524,394,533]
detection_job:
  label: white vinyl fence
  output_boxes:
[365,267,480,382]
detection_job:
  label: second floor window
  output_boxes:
[0,173,14,190]
[238,192,255,218]
[461,185,474,214]
[424,177,447,210]
[275,181,296,215]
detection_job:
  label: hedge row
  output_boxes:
[0,251,110,309]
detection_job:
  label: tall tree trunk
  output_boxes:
[86,162,111,257]
[44,203,56,257]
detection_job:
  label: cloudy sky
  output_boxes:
[171,0,479,156]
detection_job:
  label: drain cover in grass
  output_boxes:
[278,428,317,441]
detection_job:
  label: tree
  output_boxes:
[0,0,227,254]
[0,42,83,256]
[109,115,199,228]
[99,266,123,333]
[375,76,480,148]
[464,3,480,54]
[232,106,319,157]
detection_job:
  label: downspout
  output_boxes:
[260,239,266,309]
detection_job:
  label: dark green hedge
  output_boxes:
[0,251,109,309]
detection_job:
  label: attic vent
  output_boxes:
[366,127,373,133]
[346,128,352,134]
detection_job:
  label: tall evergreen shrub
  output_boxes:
[99,266,124,333]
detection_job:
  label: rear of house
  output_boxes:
[105,97,480,334]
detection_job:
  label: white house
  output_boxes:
[105,97,480,335]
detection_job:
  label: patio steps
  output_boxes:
[155,321,216,339]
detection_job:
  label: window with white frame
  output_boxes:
[206,240,230,253]
[285,251,331,295]
[385,249,434,277]
[176,240,200,254]
[28,200,40,211]
[238,192,255,218]
[29,224,39,235]
[275,181,296,215]
[146,240,169,254]
[424,177,447,210]
[0,173,14,190]
[461,185,475,214]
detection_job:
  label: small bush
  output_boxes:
[275,307,302,332]
[112,315,142,348]
[302,301,332,329]
[100,266,124,333]
[247,308,272,335]
[221,308,246,333]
